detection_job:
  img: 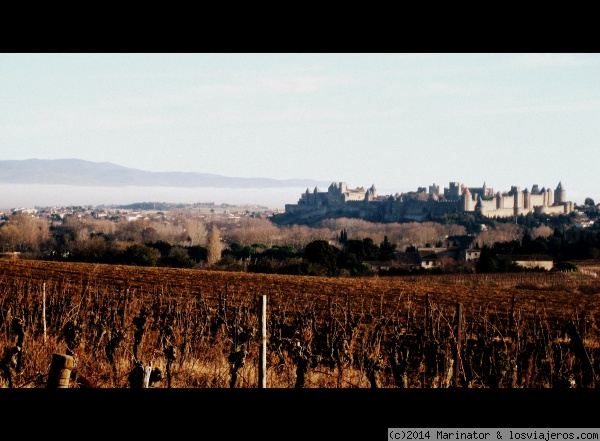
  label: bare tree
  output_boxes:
[531,225,554,240]
[184,218,208,246]
[475,223,524,248]
[0,213,50,255]
[225,218,282,247]
[207,224,222,266]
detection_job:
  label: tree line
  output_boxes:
[0,203,599,276]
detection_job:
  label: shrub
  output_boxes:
[121,244,159,266]
[553,261,578,272]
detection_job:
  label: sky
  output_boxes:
[1,53,599,208]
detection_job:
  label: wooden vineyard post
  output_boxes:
[42,281,47,343]
[129,362,153,388]
[345,294,350,328]
[454,302,463,388]
[328,296,334,344]
[121,288,129,329]
[425,293,431,340]
[509,292,515,337]
[46,353,74,388]
[258,295,267,388]
[406,293,411,335]
[532,302,537,344]
[565,322,595,387]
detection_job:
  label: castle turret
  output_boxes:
[555,181,566,204]
[444,182,462,200]
[300,188,311,205]
[523,187,530,209]
[540,187,546,205]
[462,187,475,211]
[365,184,377,202]
[547,187,553,205]
[475,194,483,212]
[512,186,523,216]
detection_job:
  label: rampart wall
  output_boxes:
[280,181,573,224]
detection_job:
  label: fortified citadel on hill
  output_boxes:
[274,181,574,224]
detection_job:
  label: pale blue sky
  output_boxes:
[2,53,599,206]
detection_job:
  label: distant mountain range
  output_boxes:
[0,159,331,189]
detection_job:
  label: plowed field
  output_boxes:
[1,258,598,313]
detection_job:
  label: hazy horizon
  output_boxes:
[0,182,417,211]
[2,53,600,207]
[0,183,305,211]
[1,180,592,212]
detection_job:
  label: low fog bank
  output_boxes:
[0,184,306,211]
[1,184,592,212]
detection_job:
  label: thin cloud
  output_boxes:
[508,53,600,69]
[18,108,175,133]
[448,98,600,117]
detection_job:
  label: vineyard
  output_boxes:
[1,258,600,388]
